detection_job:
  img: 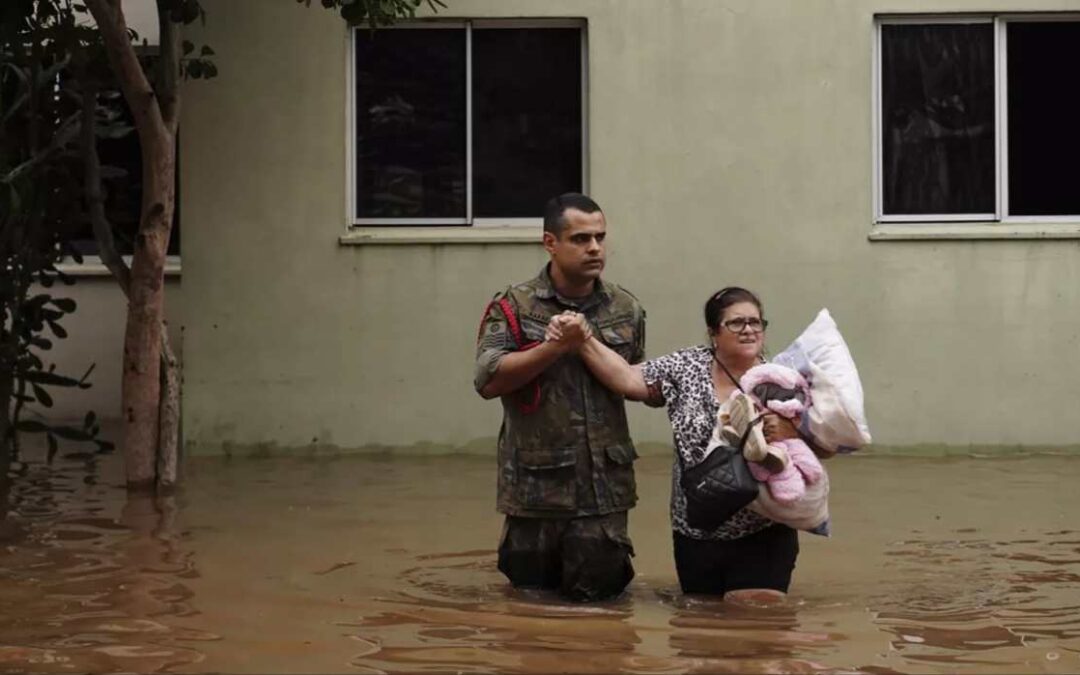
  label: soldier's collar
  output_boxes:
[537,264,613,307]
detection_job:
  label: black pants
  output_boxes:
[497,512,635,602]
[673,524,798,595]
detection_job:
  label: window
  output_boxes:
[70,95,182,258]
[66,46,181,262]
[875,15,1080,223]
[349,20,586,227]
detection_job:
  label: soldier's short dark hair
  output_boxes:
[543,193,602,238]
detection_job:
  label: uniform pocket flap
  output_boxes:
[518,447,576,470]
[520,318,548,344]
[604,444,638,466]
[599,321,634,345]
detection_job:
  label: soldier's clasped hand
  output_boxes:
[545,311,592,352]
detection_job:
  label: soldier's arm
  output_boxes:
[479,341,572,400]
[578,335,650,401]
[475,294,575,400]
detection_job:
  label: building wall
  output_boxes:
[166,0,1080,454]
[35,276,183,424]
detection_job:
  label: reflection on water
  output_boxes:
[1,442,1078,674]
[0,452,217,673]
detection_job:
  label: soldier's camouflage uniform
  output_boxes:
[475,265,645,601]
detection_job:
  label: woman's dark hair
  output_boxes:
[704,287,764,335]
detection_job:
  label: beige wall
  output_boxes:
[165,0,1080,454]
[36,277,182,424]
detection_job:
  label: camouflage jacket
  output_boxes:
[475,265,646,518]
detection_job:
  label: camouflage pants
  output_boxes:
[497,512,635,602]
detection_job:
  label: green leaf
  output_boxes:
[182,40,195,55]
[15,419,48,433]
[31,384,53,408]
[21,370,80,387]
[84,410,97,429]
[46,434,58,463]
[48,321,67,339]
[51,297,76,312]
[96,439,116,454]
[50,425,93,442]
[181,0,200,23]
[200,45,215,56]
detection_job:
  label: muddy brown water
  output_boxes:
[1,443,1077,674]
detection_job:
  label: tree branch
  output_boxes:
[84,0,167,140]
[156,0,181,131]
[81,83,133,295]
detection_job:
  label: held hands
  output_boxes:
[544,311,592,353]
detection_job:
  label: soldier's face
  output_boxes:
[544,208,607,283]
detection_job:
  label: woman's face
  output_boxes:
[713,301,765,363]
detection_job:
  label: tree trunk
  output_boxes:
[82,82,179,491]
[121,137,174,490]
[157,329,180,490]
[86,0,180,491]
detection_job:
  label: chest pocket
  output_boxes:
[596,315,636,360]
[520,311,552,344]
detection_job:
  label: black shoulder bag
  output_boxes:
[679,353,762,531]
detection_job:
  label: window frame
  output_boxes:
[872,13,1080,226]
[345,18,589,230]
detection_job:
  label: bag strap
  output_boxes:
[695,349,766,458]
[712,349,744,393]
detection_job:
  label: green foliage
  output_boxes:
[1,0,109,460]
[297,0,447,28]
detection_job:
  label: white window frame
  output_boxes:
[873,13,1080,226]
[346,18,589,230]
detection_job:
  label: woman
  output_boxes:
[550,287,828,601]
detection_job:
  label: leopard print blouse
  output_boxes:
[642,346,773,540]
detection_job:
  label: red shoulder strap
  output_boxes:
[479,297,542,414]
[497,297,526,348]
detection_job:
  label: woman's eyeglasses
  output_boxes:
[720,317,768,333]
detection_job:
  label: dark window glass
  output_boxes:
[71,90,181,257]
[881,24,995,215]
[355,28,466,219]
[1007,21,1080,216]
[472,28,582,218]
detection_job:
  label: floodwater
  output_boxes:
[1,443,1078,674]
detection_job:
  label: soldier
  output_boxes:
[474,192,646,602]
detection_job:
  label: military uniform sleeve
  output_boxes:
[474,291,517,394]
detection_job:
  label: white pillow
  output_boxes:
[773,309,872,453]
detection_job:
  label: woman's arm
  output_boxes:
[803,433,836,460]
[578,336,651,401]
[761,414,836,459]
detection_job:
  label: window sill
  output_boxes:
[869,222,1080,241]
[55,256,182,277]
[340,225,543,246]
